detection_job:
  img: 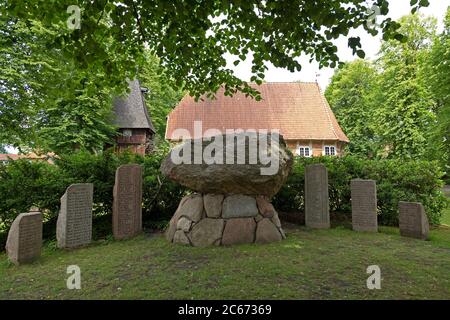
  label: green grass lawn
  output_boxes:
[441,206,450,226]
[1,223,450,300]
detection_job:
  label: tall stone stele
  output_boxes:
[57,183,94,249]
[5,210,43,265]
[399,201,429,240]
[113,164,143,240]
[305,164,330,229]
[351,179,378,232]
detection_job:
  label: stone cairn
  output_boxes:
[161,132,293,246]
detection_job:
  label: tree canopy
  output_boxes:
[326,10,449,178]
[0,0,436,155]
[3,0,429,100]
[325,60,381,157]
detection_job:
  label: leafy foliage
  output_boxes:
[422,8,450,181]
[376,14,437,159]
[0,14,126,153]
[0,152,446,247]
[272,156,448,226]
[325,60,381,157]
[0,150,187,241]
[138,53,184,138]
[0,4,182,153]
[326,11,449,181]
[3,0,426,100]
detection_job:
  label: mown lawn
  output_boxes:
[1,223,449,300]
[441,206,450,226]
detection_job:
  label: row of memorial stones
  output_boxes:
[5,164,143,265]
[306,164,430,239]
[5,162,429,264]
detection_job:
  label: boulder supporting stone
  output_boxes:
[166,193,285,246]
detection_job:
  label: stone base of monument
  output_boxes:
[166,193,286,246]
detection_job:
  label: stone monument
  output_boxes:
[5,211,43,265]
[57,183,93,248]
[113,164,143,240]
[399,201,429,240]
[162,132,293,246]
[351,179,378,232]
[305,164,330,229]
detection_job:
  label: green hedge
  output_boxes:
[0,149,186,246]
[0,153,447,249]
[272,156,448,226]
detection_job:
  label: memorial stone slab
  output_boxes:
[57,183,93,248]
[305,164,330,229]
[6,212,42,265]
[113,164,143,240]
[399,201,429,240]
[351,179,378,232]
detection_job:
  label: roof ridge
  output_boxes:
[248,81,318,85]
[316,83,339,140]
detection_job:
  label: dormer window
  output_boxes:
[122,129,133,137]
[324,146,336,156]
[297,146,311,157]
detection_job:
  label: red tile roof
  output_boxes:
[166,82,349,142]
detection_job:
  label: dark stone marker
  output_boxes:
[5,211,42,265]
[113,164,143,240]
[305,164,330,229]
[399,201,429,240]
[57,183,93,248]
[351,179,378,232]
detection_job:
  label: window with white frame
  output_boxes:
[324,146,336,156]
[297,146,311,157]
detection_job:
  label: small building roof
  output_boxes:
[113,80,155,132]
[165,82,349,142]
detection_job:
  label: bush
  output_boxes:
[0,153,447,249]
[273,156,448,226]
[0,149,186,247]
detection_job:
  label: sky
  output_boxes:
[224,0,450,90]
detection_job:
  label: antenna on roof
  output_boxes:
[315,72,321,83]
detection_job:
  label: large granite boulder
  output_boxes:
[161,132,293,197]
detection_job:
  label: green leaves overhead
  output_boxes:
[2,0,429,99]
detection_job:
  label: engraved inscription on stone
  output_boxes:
[351,179,378,232]
[305,164,330,229]
[5,211,42,265]
[399,201,429,240]
[113,164,143,240]
[57,183,93,248]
